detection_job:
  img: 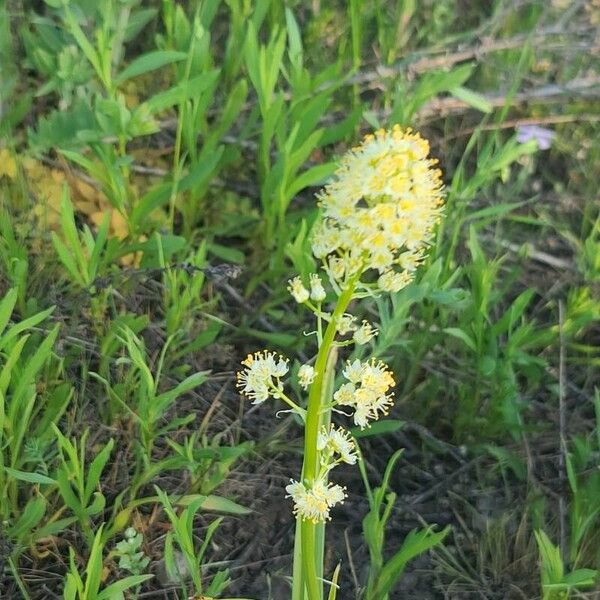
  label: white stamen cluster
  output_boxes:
[334,358,395,428]
[285,479,346,523]
[317,425,357,465]
[236,351,289,404]
[297,364,316,390]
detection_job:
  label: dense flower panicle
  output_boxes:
[288,276,309,303]
[312,126,444,288]
[286,479,347,523]
[298,364,316,390]
[317,425,357,465]
[334,358,395,428]
[236,351,289,404]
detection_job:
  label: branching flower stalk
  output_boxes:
[237,126,445,599]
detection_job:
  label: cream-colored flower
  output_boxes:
[288,276,309,303]
[336,313,357,335]
[377,270,413,293]
[317,425,357,464]
[298,364,316,390]
[342,359,364,384]
[236,351,289,404]
[335,358,395,428]
[333,382,355,405]
[286,479,346,523]
[353,320,378,345]
[311,126,444,288]
[309,273,326,302]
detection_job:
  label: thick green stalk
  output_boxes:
[299,276,358,600]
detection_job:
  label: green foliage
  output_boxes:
[535,530,597,600]
[0,0,598,597]
[359,449,450,599]
[62,524,153,600]
[155,487,230,598]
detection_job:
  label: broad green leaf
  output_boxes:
[177,494,251,515]
[97,575,154,599]
[372,526,449,597]
[2,467,56,485]
[116,50,187,84]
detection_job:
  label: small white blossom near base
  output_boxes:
[309,273,326,302]
[298,364,316,389]
[336,313,357,335]
[285,479,347,523]
[236,351,289,404]
[353,320,378,345]
[317,425,357,465]
[288,276,310,303]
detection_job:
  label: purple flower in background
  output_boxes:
[516,125,556,150]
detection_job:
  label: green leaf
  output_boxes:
[7,497,47,538]
[177,494,251,515]
[84,439,114,504]
[372,526,449,597]
[2,467,56,485]
[115,50,187,84]
[97,575,154,599]
[146,71,220,114]
[561,569,598,587]
[450,86,493,114]
[443,327,477,352]
[327,563,341,600]
[0,288,17,336]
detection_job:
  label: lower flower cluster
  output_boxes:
[285,479,346,523]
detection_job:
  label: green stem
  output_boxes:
[299,274,359,600]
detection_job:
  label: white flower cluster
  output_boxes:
[317,425,357,465]
[334,358,395,428]
[236,351,289,404]
[312,126,444,290]
[285,479,346,523]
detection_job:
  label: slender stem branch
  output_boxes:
[274,389,306,418]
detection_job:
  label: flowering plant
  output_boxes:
[237,126,444,599]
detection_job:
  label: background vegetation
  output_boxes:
[0,0,599,598]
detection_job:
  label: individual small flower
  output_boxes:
[342,359,364,384]
[317,425,357,464]
[377,270,413,293]
[327,257,345,281]
[298,364,316,390]
[309,273,326,302]
[288,276,309,303]
[236,351,289,404]
[516,124,555,150]
[333,382,356,405]
[336,313,357,335]
[286,479,347,523]
[353,320,378,345]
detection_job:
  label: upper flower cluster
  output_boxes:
[312,126,444,291]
